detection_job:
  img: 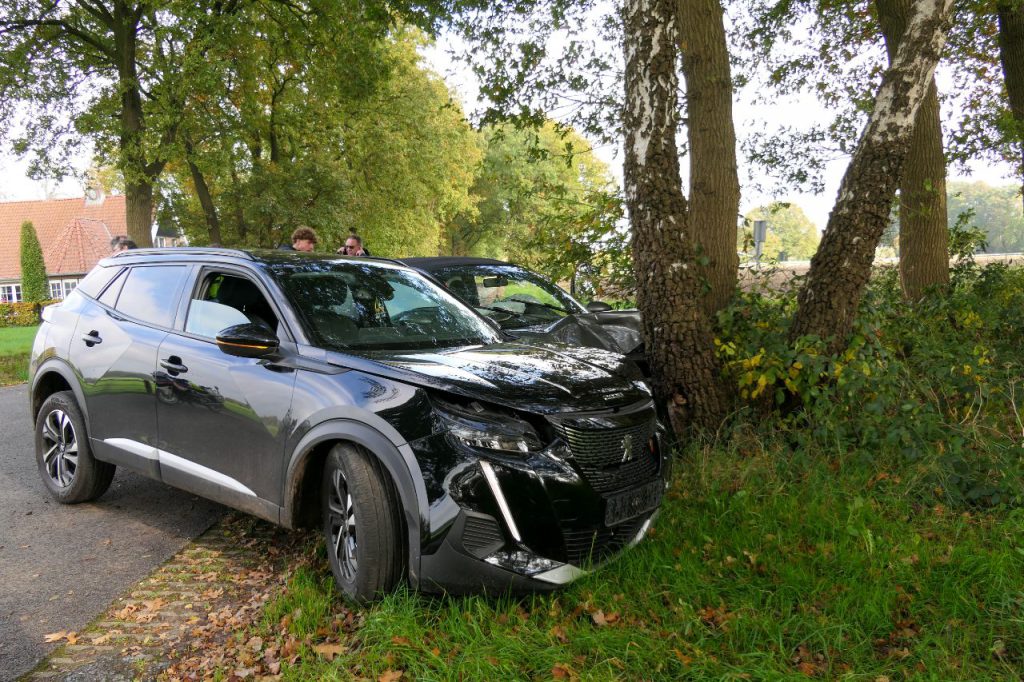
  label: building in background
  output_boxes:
[0,192,125,303]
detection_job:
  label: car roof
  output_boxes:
[101,247,408,270]
[397,256,515,271]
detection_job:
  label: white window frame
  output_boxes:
[0,284,23,303]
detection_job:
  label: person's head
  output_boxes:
[290,226,318,252]
[338,233,365,256]
[110,235,137,253]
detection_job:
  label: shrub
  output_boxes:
[0,300,59,327]
[715,263,1024,508]
[19,220,49,303]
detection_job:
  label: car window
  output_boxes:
[76,266,123,299]
[115,266,189,328]
[185,300,251,338]
[186,273,280,337]
[97,269,127,308]
[271,261,499,351]
[434,264,584,329]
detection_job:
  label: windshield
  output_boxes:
[270,261,501,351]
[431,264,585,329]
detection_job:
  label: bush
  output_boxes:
[715,263,1024,508]
[19,220,49,303]
[0,300,59,327]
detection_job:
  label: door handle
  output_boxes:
[81,330,102,346]
[159,357,188,375]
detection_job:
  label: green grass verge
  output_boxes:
[0,325,36,385]
[0,325,38,355]
[257,445,1024,681]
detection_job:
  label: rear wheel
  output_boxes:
[321,443,404,603]
[35,391,115,503]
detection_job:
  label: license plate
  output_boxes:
[605,480,663,526]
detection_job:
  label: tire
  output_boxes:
[321,443,404,603]
[35,391,115,503]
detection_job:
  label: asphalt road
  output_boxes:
[0,384,225,682]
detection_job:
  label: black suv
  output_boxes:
[29,249,668,601]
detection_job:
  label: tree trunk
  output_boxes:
[185,139,223,245]
[877,0,949,300]
[790,0,955,351]
[623,0,729,435]
[677,0,740,316]
[114,3,154,247]
[124,180,155,247]
[997,0,1024,205]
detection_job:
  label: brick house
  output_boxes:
[0,193,127,303]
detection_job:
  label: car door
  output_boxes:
[155,266,298,515]
[72,264,192,478]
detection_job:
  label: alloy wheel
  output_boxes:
[328,468,358,581]
[41,409,79,488]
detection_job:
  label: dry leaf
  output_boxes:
[247,636,264,652]
[550,625,569,643]
[378,671,403,682]
[551,663,576,680]
[391,636,411,646]
[91,633,112,645]
[65,632,79,645]
[43,631,68,643]
[591,610,608,626]
[313,643,346,661]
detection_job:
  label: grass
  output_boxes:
[0,325,37,385]
[254,442,1024,681]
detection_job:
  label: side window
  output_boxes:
[115,266,189,327]
[77,267,122,299]
[185,273,279,338]
[97,269,127,308]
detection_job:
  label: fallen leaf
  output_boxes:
[247,635,264,652]
[591,610,608,626]
[550,625,569,643]
[43,631,68,643]
[391,636,411,646]
[378,671,403,682]
[65,632,79,645]
[551,663,576,680]
[91,633,112,645]
[313,643,346,661]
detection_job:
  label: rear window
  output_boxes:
[115,266,190,328]
[76,266,123,299]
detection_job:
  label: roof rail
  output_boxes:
[111,247,254,260]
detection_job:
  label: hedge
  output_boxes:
[0,300,60,327]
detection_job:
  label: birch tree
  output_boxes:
[790,0,956,348]
[623,0,729,433]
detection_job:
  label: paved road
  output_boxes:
[0,384,225,682]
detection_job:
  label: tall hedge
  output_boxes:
[19,220,48,303]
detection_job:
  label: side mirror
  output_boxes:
[586,300,613,313]
[216,323,280,358]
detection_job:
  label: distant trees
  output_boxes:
[947,181,1024,252]
[743,203,820,261]
[19,220,48,303]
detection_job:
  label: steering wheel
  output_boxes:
[392,306,442,327]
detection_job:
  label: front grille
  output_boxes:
[562,515,649,566]
[461,514,505,558]
[558,418,659,493]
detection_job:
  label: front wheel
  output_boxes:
[35,391,115,503]
[321,443,404,603]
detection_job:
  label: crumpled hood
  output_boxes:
[329,342,650,414]
[510,312,644,356]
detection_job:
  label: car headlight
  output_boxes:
[433,398,543,454]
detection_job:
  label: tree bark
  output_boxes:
[790,0,955,351]
[677,0,740,316]
[997,0,1024,206]
[623,0,729,435]
[185,139,223,245]
[877,0,949,300]
[114,2,154,247]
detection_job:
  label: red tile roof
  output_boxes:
[0,195,126,280]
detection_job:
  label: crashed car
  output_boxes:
[29,248,668,602]
[399,257,647,375]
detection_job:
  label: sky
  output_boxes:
[1,25,1016,233]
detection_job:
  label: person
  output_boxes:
[280,226,318,252]
[337,233,370,257]
[110,235,137,253]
